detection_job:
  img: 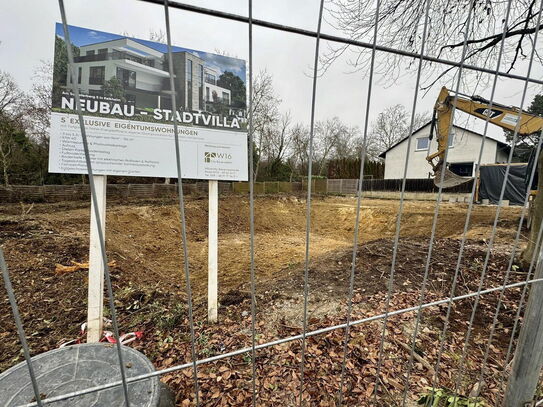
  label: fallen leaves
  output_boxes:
[2,232,528,406]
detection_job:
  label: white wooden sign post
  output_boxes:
[208,180,219,323]
[87,175,107,342]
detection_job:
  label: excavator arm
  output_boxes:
[427,86,543,188]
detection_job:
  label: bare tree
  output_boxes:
[213,49,240,59]
[251,70,281,179]
[369,104,430,157]
[314,116,357,175]
[0,112,27,187]
[0,71,23,114]
[314,118,338,175]
[260,111,292,173]
[288,123,311,177]
[0,72,26,186]
[120,29,165,43]
[325,0,541,90]
[148,29,165,43]
[285,117,362,178]
[332,124,360,160]
[25,62,52,146]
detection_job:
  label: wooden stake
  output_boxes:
[87,175,107,342]
[208,180,218,323]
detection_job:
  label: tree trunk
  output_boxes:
[0,143,10,187]
[522,151,543,266]
[254,157,261,182]
[2,163,8,187]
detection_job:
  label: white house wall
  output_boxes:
[70,62,117,94]
[126,68,163,92]
[383,125,500,179]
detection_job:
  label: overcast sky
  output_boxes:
[2,0,543,143]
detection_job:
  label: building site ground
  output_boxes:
[0,196,529,405]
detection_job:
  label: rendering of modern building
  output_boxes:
[67,37,240,117]
[70,38,170,108]
[168,52,231,113]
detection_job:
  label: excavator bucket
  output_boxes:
[434,167,472,189]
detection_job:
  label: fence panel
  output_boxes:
[327,179,342,193]
[0,179,478,203]
[341,179,359,194]
[2,0,542,404]
[277,181,293,193]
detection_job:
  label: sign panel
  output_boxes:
[49,24,248,181]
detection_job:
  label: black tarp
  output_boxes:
[479,164,527,205]
[526,149,539,191]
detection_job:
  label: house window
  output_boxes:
[89,89,103,97]
[206,86,210,102]
[416,137,429,151]
[86,50,95,56]
[89,66,105,85]
[198,64,204,106]
[186,60,193,110]
[98,48,108,54]
[116,67,136,88]
[205,72,216,85]
[222,92,230,105]
[186,60,193,78]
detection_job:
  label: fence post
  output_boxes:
[339,179,343,195]
[504,241,543,406]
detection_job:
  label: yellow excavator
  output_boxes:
[427,86,543,188]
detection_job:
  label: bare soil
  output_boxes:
[0,196,528,405]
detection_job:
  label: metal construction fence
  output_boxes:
[2,0,543,406]
[0,178,474,203]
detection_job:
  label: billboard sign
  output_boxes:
[49,24,248,181]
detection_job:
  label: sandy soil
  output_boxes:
[1,196,522,297]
